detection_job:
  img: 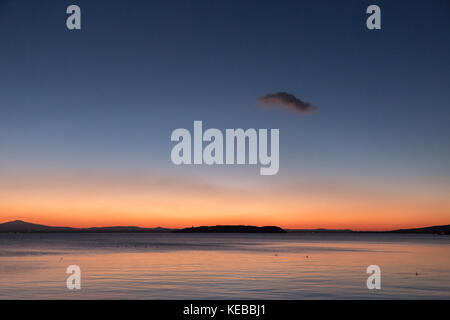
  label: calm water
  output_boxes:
[0,233,449,299]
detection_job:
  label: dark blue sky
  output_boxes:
[1,0,449,187]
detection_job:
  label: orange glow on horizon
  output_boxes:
[1,179,449,231]
[1,169,449,232]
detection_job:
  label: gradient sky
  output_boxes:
[0,0,449,230]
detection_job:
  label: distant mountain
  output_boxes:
[0,220,76,233]
[286,228,354,233]
[174,225,287,233]
[81,226,175,233]
[0,220,448,234]
[286,225,450,235]
[0,220,175,233]
[389,224,450,235]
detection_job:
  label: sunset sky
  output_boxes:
[0,0,449,230]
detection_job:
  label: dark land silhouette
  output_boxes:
[0,220,449,234]
[387,225,450,235]
[0,220,174,233]
[175,225,286,233]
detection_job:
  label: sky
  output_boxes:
[0,0,449,230]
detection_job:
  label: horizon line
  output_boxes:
[1,219,449,233]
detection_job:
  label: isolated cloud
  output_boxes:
[258,92,317,114]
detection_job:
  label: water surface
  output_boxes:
[0,233,449,299]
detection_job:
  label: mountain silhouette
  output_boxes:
[0,220,174,233]
[0,220,448,234]
[0,220,76,232]
[388,224,450,235]
[175,225,287,233]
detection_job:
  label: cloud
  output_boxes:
[258,92,317,114]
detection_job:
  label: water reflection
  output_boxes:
[0,233,449,299]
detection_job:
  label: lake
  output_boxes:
[0,233,449,299]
